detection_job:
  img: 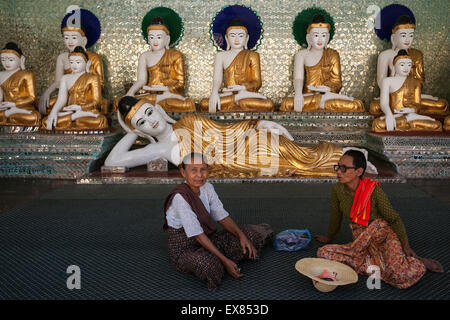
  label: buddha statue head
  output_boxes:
[68,46,91,73]
[0,42,25,71]
[146,17,171,51]
[374,4,416,50]
[391,15,415,51]
[61,6,101,51]
[225,18,250,50]
[305,14,331,50]
[118,96,176,138]
[392,49,412,76]
[292,7,335,49]
[141,7,184,49]
[211,5,263,51]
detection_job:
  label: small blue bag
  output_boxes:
[273,229,312,251]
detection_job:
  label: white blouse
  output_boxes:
[165,182,230,238]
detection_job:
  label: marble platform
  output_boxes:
[0,129,123,179]
[366,132,450,179]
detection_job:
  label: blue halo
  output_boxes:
[210,5,263,51]
[374,4,415,42]
[61,8,101,48]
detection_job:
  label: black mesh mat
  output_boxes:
[0,183,448,300]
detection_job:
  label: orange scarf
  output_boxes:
[349,178,380,226]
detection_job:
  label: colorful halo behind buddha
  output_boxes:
[374,4,416,41]
[293,7,335,47]
[61,8,101,49]
[210,4,263,51]
[141,7,184,47]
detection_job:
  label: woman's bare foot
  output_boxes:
[420,258,444,273]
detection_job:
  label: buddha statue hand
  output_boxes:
[63,104,82,112]
[404,113,435,122]
[0,101,16,110]
[293,92,304,112]
[4,105,32,118]
[38,89,52,114]
[46,111,59,130]
[307,85,331,93]
[222,85,246,93]
[71,110,100,121]
[208,91,221,113]
[155,91,186,104]
[142,85,170,92]
[384,113,397,131]
[421,94,439,102]
[257,120,294,141]
[394,107,416,114]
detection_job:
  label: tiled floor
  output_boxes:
[0,177,448,213]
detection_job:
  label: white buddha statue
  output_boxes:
[113,15,195,113]
[370,13,448,117]
[38,6,108,115]
[199,18,274,113]
[105,96,377,177]
[43,46,108,130]
[280,11,364,112]
[372,50,442,132]
[0,42,41,126]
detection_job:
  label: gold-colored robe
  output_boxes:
[199,50,274,112]
[42,73,108,130]
[444,116,450,132]
[370,48,448,116]
[113,49,195,112]
[172,113,342,177]
[48,51,110,114]
[280,48,365,112]
[0,70,41,126]
[372,76,442,132]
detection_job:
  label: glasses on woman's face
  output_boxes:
[334,164,356,173]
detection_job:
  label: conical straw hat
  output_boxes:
[295,258,358,292]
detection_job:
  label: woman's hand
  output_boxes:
[222,258,244,278]
[240,235,258,260]
[402,240,418,258]
[314,234,332,244]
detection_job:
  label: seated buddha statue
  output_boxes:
[42,46,108,130]
[280,9,364,112]
[372,50,442,133]
[370,6,448,117]
[0,42,41,126]
[105,96,378,177]
[38,6,109,115]
[199,5,274,113]
[113,8,194,113]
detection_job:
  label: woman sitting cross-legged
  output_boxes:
[163,152,273,290]
[315,150,443,289]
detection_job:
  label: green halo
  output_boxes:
[141,7,184,47]
[293,7,335,47]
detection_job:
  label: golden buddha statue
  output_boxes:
[280,9,364,112]
[39,6,109,115]
[0,42,41,126]
[370,8,448,118]
[113,8,194,113]
[372,50,442,133]
[199,6,274,113]
[105,96,378,177]
[42,46,108,130]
